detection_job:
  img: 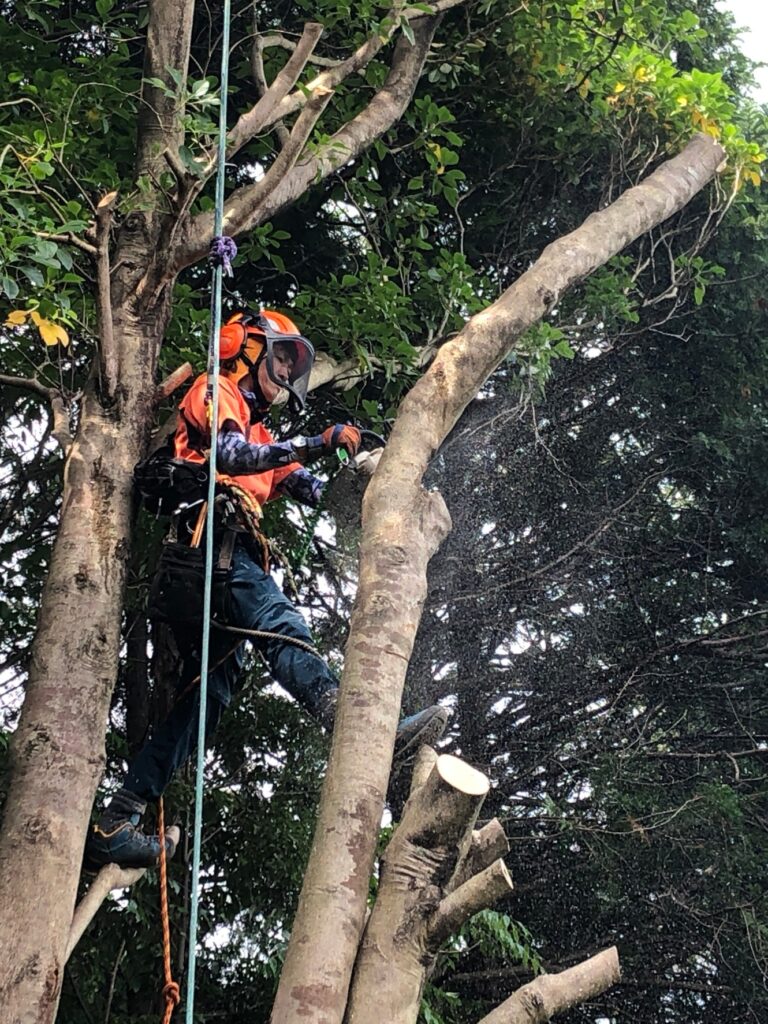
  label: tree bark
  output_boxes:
[0,312,163,1023]
[476,947,621,1024]
[0,3,193,1012]
[272,132,725,1024]
[345,755,510,1024]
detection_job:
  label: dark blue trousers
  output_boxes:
[124,541,337,801]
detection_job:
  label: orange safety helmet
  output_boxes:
[219,309,315,411]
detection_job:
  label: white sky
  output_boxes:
[718,0,768,101]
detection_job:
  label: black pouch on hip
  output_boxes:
[148,542,206,625]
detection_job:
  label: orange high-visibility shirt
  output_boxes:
[174,373,301,505]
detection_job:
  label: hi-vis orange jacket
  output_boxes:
[174,373,301,506]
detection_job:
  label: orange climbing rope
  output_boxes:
[158,797,180,1024]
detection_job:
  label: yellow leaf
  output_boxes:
[35,315,70,347]
[613,82,626,94]
[557,63,567,75]
[676,95,688,106]
[5,309,30,326]
[578,77,590,99]
[744,169,762,188]
[29,310,43,327]
[703,120,721,140]
[634,66,648,82]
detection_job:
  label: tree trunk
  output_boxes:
[0,239,173,1021]
[271,133,725,1024]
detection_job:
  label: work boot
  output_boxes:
[393,706,449,763]
[84,788,178,871]
[315,691,448,765]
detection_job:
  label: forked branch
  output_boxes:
[178,17,440,270]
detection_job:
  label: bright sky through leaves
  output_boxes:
[719,0,768,100]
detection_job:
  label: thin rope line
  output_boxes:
[158,798,180,1024]
[185,3,232,1019]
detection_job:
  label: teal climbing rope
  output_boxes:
[185,2,232,1020]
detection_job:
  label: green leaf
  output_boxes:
[95,0,114,17]
[1,275,19,300]
[401,19,415,46]
[20,265,44,287]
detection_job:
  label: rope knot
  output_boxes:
[163,981,181,1007]
[209,235,237,276]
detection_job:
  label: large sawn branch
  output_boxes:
[269,133,726,1024]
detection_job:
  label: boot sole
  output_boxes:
[392,708,449,765]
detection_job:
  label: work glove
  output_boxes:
[297,424,363,462]
[319,424,362,457]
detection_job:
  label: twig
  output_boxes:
[33,230,97,257]
[103,939,126,1024]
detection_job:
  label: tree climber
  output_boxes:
[85,310,448,870]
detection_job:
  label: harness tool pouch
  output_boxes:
[148,542,207,625]
[134,445,209,516]
[148,531,237,627]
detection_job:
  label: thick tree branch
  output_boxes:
[178,17,441,271]
[154,361,194,402]
[226,85,335,235]
[260,0,467,129]
[136,0,195,177]
[345,756,492,1024]
[65,826,180,962]
[451,819,510,890]
[410,745,439,792]
[274,132,725,1024]
[250,19,291,148]
[65,866,145,963]
[429,858,513,949]
[476,947,621,1024]
[227,21,324,160]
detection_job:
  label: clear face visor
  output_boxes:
[262,329,315,411]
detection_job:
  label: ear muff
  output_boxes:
[219,321,248,362]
